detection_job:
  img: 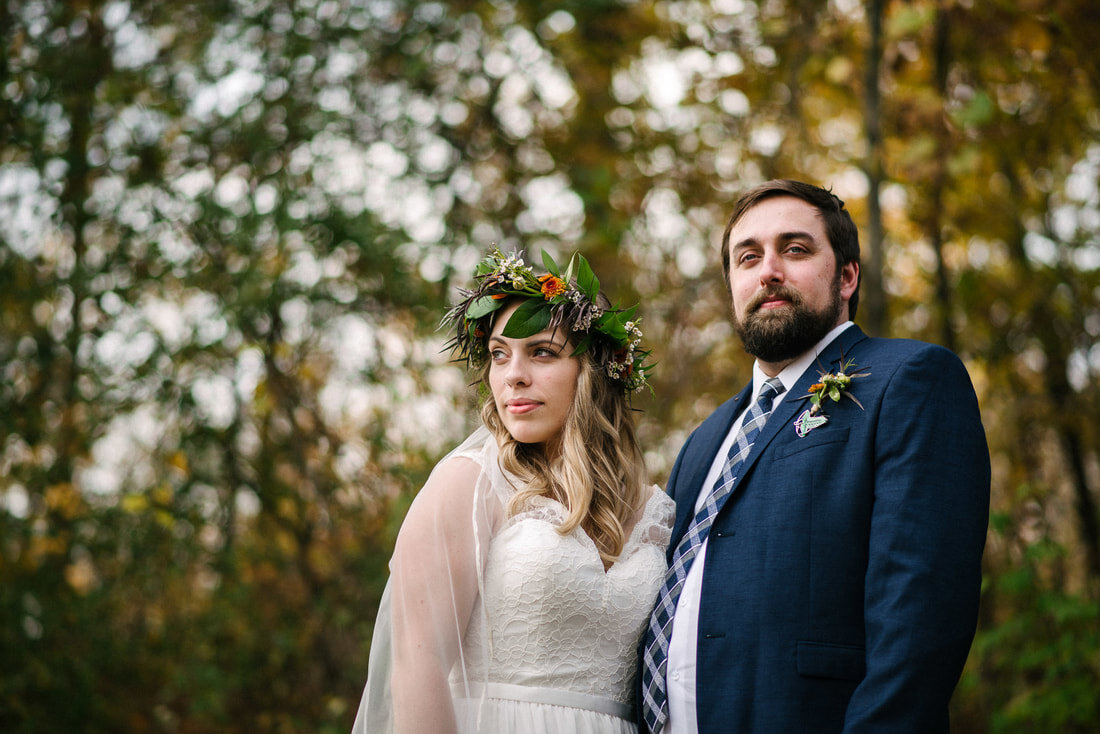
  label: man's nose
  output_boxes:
[758,251,785,285]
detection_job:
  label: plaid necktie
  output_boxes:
[640,377,786,733]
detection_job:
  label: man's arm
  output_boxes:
[844,345,990,733]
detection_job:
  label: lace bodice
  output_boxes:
[457,488,674,706]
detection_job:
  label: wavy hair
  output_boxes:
[477,321,648,566]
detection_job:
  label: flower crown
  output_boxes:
[442,248,653,393]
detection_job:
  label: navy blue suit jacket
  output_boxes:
[642,325,989,733]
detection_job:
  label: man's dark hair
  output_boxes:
[720,179,862,319]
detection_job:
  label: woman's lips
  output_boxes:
[506,399,540,414]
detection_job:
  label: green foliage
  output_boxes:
[969,556,1100,733]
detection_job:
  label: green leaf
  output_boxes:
[598,311,628,341]
[501,299,551,338]
[571,336,592,356]
[476,255,498,275]
[541,250,560,276]
[563,253,576,287]
[576,254,600,300]
[466,296,504,319]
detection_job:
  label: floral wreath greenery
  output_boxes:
[442,248,654,393]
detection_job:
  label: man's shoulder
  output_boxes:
[846,331,963,367]
[846,333,975,395]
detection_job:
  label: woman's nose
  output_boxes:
[504,356,531,386]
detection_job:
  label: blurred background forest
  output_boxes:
[1,0,1098,731]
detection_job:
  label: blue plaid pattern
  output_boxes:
[640,377,785,733]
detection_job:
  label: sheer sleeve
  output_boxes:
[352,428,504,734]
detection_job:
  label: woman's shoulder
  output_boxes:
[644,484,675,515]
[432,425,501,475]
[627,485,674,548]
[427,453,483,493]
[404,428,516,526]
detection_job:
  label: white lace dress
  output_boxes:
[352,428,674,733]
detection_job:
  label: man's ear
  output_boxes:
[839,261,859,311]
[840,261,859,298]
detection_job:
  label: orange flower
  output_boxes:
[491,293,508,299]
[808,383,825,393]
[540,275,566,299]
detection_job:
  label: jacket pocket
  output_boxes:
[796,640,866,681]
[774,426,850,459]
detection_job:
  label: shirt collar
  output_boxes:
[751,321,854,401]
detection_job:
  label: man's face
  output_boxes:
[725,196,858,370]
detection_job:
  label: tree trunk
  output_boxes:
[861,0,886,337]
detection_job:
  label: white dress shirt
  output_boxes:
[664,322,853,734]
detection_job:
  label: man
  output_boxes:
[639,180,990,733]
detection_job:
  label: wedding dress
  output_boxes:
[352,427,674,733]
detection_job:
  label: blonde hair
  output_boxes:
[479,349,648,566]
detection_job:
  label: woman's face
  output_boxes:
[487,301,581,447]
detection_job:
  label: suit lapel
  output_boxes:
[819,323,869,370]
[669,384,752,548]
[720,325,870,502]
[669,326,871,545]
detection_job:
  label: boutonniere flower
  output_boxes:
[794,358,870,437]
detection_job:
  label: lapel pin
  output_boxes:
[794,409,829,437]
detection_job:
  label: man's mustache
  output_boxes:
[747,286,803,313]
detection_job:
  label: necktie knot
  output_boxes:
[758,376,785,406]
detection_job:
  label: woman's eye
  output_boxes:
[490,349,506,360]
[534,346,559,358]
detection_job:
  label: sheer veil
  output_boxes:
[351,426,505,734]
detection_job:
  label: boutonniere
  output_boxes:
[794,358,871,437]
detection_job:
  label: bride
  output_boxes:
[352,249,673,733]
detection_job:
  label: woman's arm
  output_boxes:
[388,456,484,734]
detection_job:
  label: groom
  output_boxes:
[639,180,990,733]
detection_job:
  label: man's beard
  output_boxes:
[734,280,843,363]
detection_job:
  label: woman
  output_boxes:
[352,249,673,733]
